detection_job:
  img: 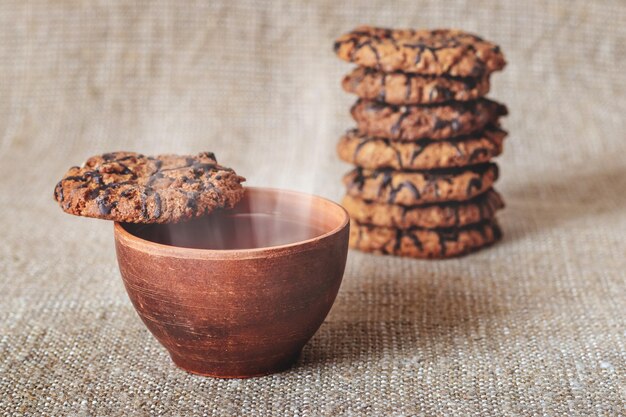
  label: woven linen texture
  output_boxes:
[1,0,624,415]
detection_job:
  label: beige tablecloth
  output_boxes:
[1,1,625,415]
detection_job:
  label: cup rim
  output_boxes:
[113,187,350,259]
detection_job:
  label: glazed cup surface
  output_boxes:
[114,187,350,378]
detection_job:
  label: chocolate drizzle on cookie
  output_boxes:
[409,142,428,164]
[351,98,508,141]
[405,229,424,251]
[351,219,501,258]
[390,106,411,136]
[53,151,245,223]
[378,73,387,102]
[405,78,413,102]
[342,67,491,105]
[96,190,116,215]
[340,126,506,171]
[343,190,503,230]
[344,163,497,205]
[334,26,506,77]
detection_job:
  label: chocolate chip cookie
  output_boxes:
[343,163,498,206]
[342,67,490,105]
[342,189,503,229]
[337,126,505,170]
[334,26,506,77]
[349,219,502,258]
[54,151,246,223]
[351,98,507,141]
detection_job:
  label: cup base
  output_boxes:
[169,350,302,379]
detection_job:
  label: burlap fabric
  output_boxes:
[1,1,624,415]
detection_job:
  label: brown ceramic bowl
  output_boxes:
[113,187,349,378]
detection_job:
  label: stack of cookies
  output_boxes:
[334,26,508,258]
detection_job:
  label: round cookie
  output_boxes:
[342,67,490,105]
[349,219,502,258]
[343,163,498,206]
[337,126,505,170]
[54,151,246,223]
[334,26,506,77]
[342,189,504,229]
[351,98,508,141]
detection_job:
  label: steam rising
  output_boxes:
[125,189,325,250]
